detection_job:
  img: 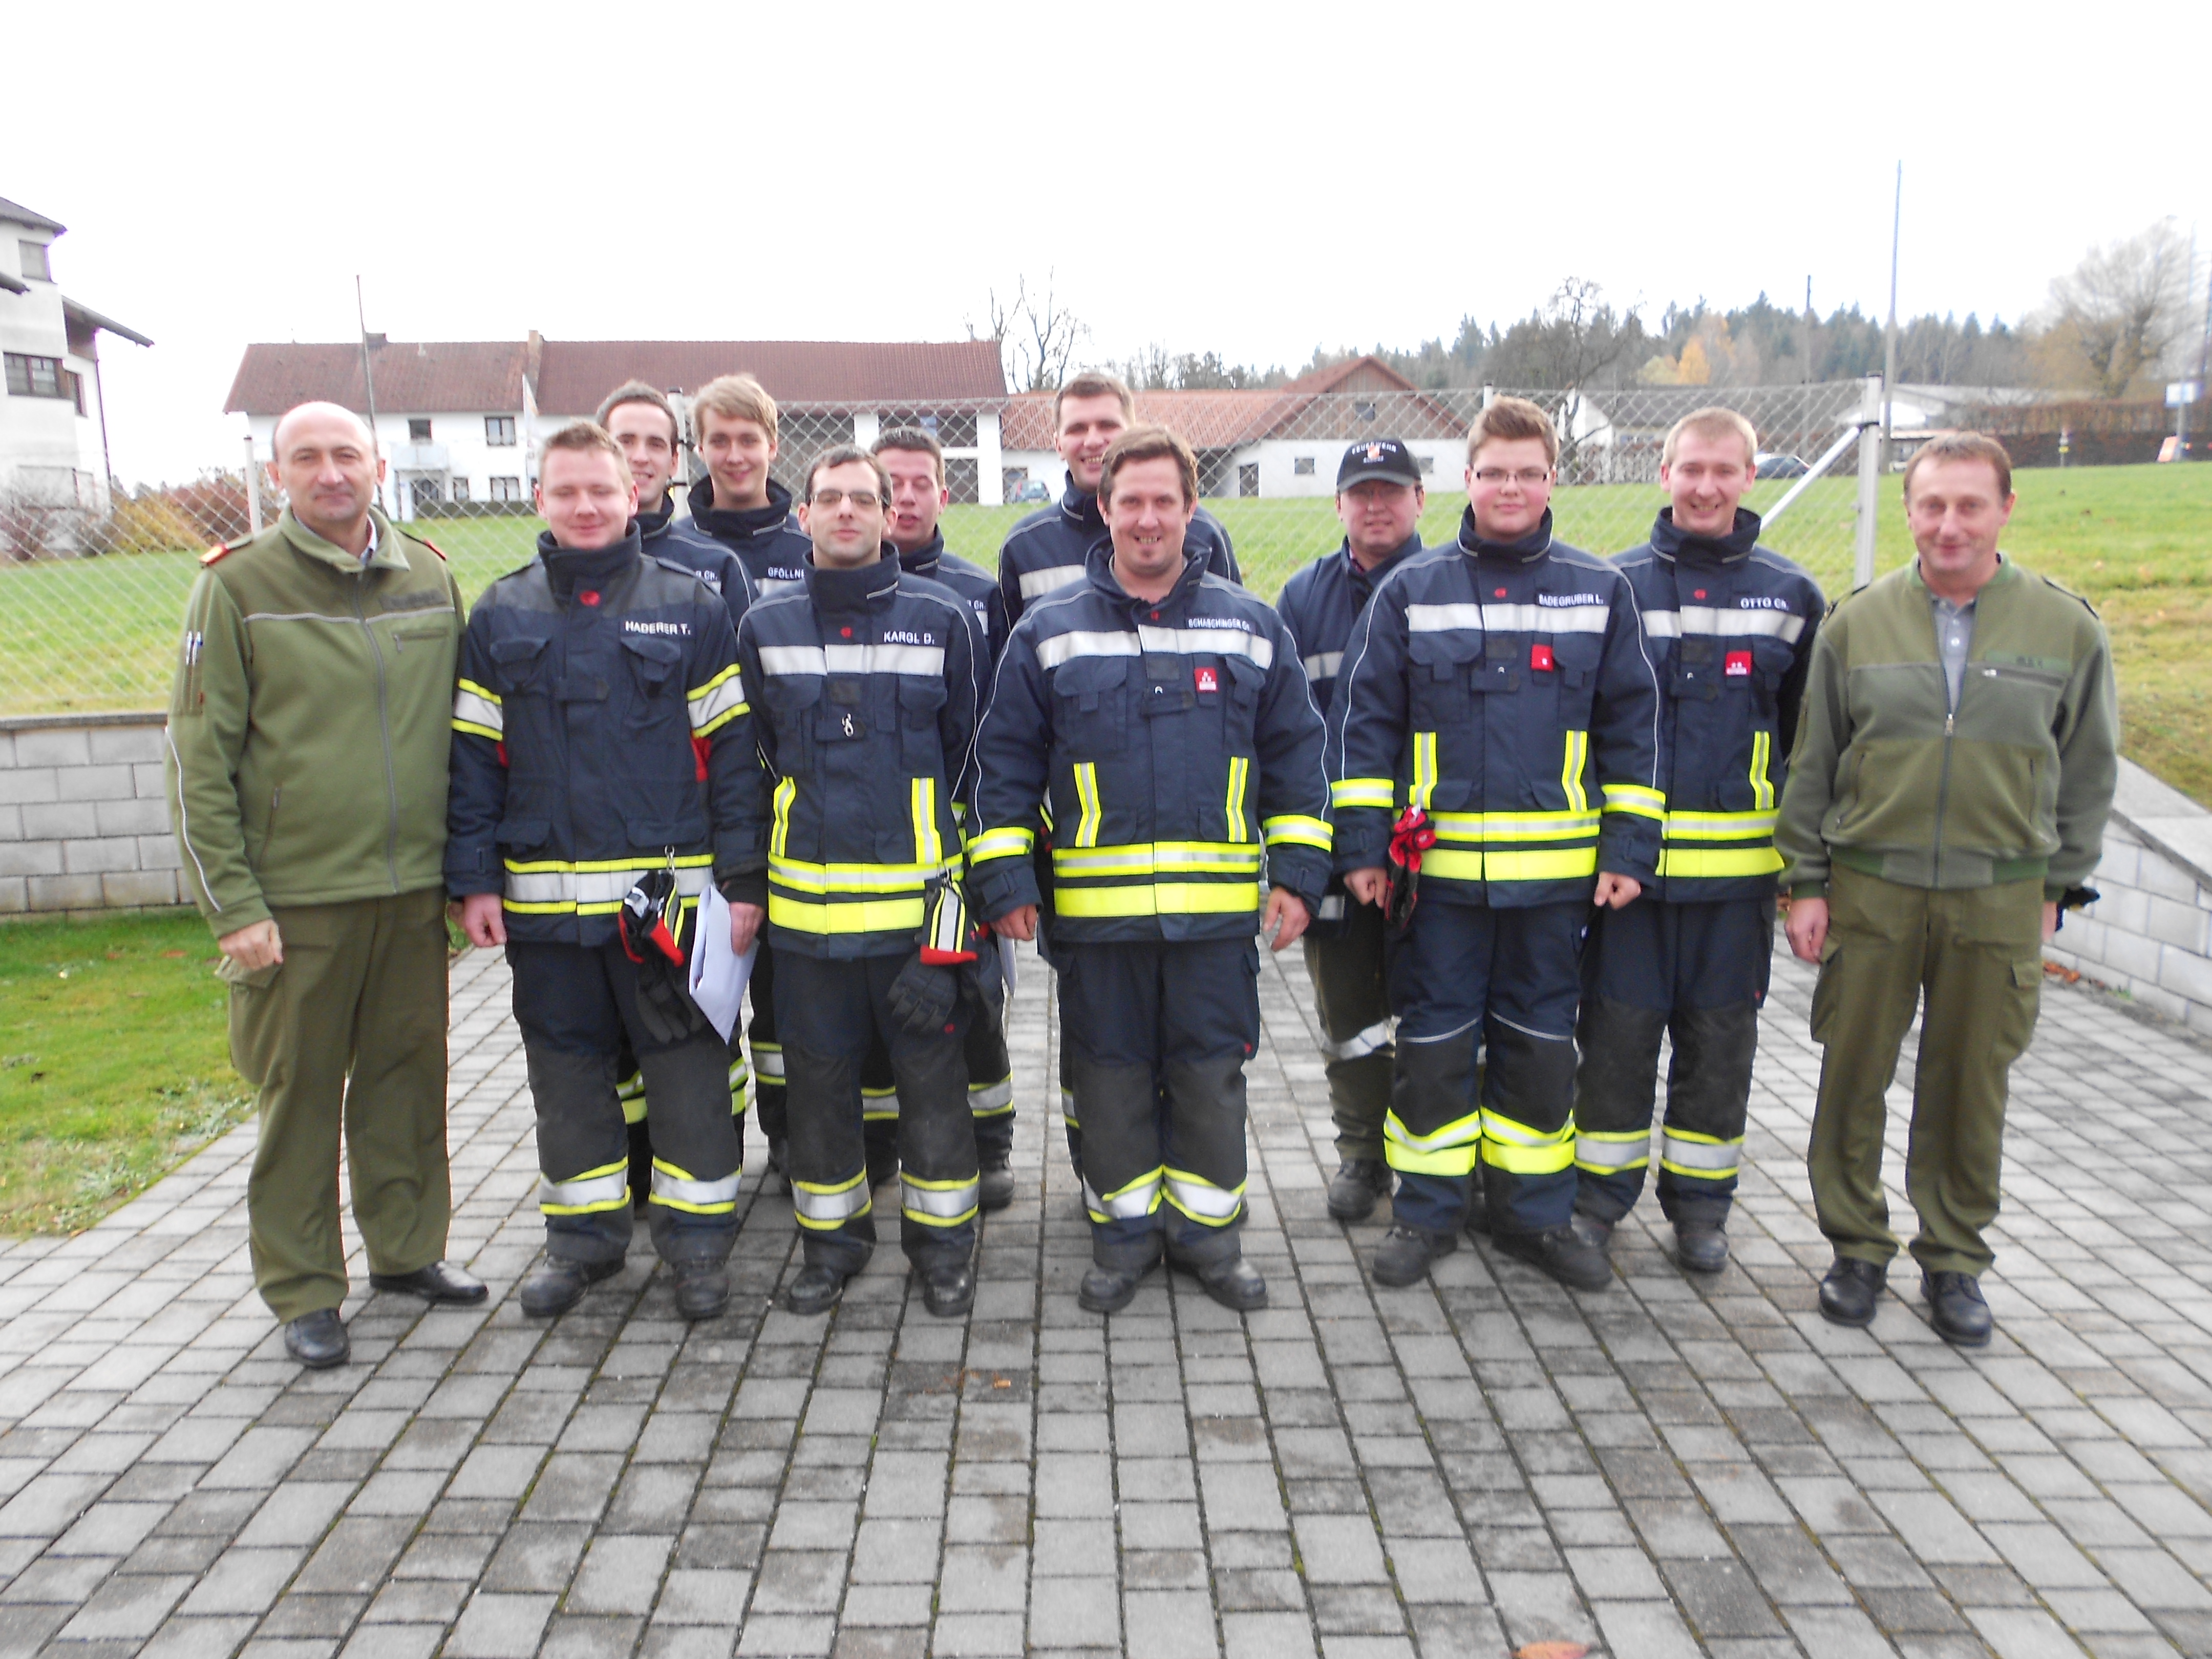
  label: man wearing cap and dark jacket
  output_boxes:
[1570,410,1823,1275]
[449,423,765,1325]
[1275,438,1426,1223]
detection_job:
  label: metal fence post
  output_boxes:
[243,433,262,537]
[1854,374,1883,590]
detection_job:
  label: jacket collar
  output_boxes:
[894,529,945,579]
[1650,506,1760,567]
[537,527,641,602]
[1907,552,2015,603]
[1454,505,1554,564]
[1058,481,1105,536]
[1086,536,1210,613]
[804,551,900,616]
[685,474,799,542]
[1342,531,1422,593]
[280,506,408,573]
[634,493,675,543]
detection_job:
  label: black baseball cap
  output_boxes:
[1336,438,1422,491]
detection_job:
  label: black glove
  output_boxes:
[620,867,707,1046]
[887,953,960,1035]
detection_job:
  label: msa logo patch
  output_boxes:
[1529,643,1555,672]
[1725,650,1754,677]
[1194,665,1220,693]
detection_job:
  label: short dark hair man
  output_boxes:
[734,444,989,1317]
[1569,409,1824,1274]
[1274,439,1427,1224]
[996,371,1239,626]
[449,422,765,1324]
[874,427,1018,1210]
[167,401,485,1369]
[970,427,1331,1315]
[1780,432,2117,1346]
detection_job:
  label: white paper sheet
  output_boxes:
[999,934,1018,1001]
[688,885,756,1045]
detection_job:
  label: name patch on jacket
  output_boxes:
[881,629,936,647]
[624,620,692,637]
[382,589,449,613]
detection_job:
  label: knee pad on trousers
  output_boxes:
[1573,998,1668,1134]
[1067,1055,1162,1233]
[528,1047,631,1264]
[1666,1001,1759,1138]
[1483,1022,1577,1132]
[1160,1054,1248,1258]
[1391,1033,1475,1142]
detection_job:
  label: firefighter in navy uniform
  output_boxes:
[1571,410,1823,1273]
[598,380,756,1207]
[735,444,989,1318]
[1330,398,1662,1292]
[448,423,763,1323]
[663,374,821,1196]
[874,428,1020,1211]
[970,427,1331,1315]
[1275,438,1427,1223]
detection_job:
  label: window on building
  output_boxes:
[450,478,471,503]
[3,354,68,399]
[486,416,517,446]
[1355,402,1377,422]
[408,418,433,442]
[1418,454,1435,474]
[67,371,85,416]
[1292,456,1316,477]
[490,476,524,502]
[17,242,50,283]
[944,457,980,505]
[1237,463,1259,498]
[411,478,441,511]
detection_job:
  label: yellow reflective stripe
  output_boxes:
[1659,1129,1743,1178]
[1654,847,1785,878]
[1749,729,1775,813]
[770,776,796,860]
[1431,811,1599,843]
[540,1159,629,1216]
[1073,761,1102,848]
[1573,1130,1651,1173]
[1054,883,1262,919]
[1224,756,1250,844]
[1412,731,1438,811]
[1162,1169,1245,1225]
[1332,777,1394,810]
[1052,841,1264,877]
[769,855,955,895]
[454,679,503,740]
[1262,814,1332,853]
[1561,730,1589,815]
[1384,1107,1480,1176]
[649,1158,740,1215]
[1084,1167,1163,1223]
[768,894,928,934]
[1662,810,1778,840]
[688,664,748,736]
[1602,782,1666,820]
[793,1170,870,1230]
[969,1076,1014,1115]
[965,825,1035,864]
[902,1174,980,1227]
[505,859,711,915]
[1481,1109,1575,1175]
[910,776,943,867]
[1420,847,1599,883]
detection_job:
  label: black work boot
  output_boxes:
[1078,1239,1163,1314]
[369,1261,487,1303]
[1195,1254,1267,1312]
[784,1261,853,1316]
[519,1256,622,1318]
[283,1308,349,1369]
[1463,1174,1490,1238]
[671,1261,730,1322]
[921,1260,976,1317]
[1371,1224,1458,1287]
[1818,1256,1885,1328]
[978,1155,1016,1213]
[1923,1270,1992,1347]
[1326,1158,1392,1223]
[763,1137,792,1197]
[1568,1209,1614,1253]
[1495,1227,1613,1292]
[1674,1222,1728,1274]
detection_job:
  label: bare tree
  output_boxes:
[971,273,1089,393]
[2042,219,2195,398]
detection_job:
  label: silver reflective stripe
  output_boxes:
[1136,624,1272,667]
[1302,651,1343,681]
[540,1168,627,1211]
[1019,563,1087,600]
[1574,1134,1651,1170]
[902,1177,980,1223]
[1660,1133,1742,1173]
[756,643,946,677]
[650,1163,740,1211]
[753,1045,785,1080]
[1406,603,1484,633]
[689,674,747,731]
[793,1180,870,1225]
[506,863,711,907]
[1082,1172,1160,1220]
[968,1077,1013,1113]
[1641,608,1805,643]
[1164,1171,1244,1222]
[1321,1016,1395,1062]
[1037,628,1139,668]
[1060,1088,1079,1128]
[1316,894,1346,922]
[454,686,502,733]
[1491,602,1607,633]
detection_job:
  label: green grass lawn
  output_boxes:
[0,911,248,1234]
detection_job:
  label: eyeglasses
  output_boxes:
[1472,469,1552,487]
[809,490,881,509]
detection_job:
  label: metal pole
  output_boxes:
[354,275,384,517]
[1803,276,1813,385]
[1854,374,1883,591]
[1880,162,1901,472]
[243,433,262,536]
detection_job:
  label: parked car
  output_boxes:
[1008,478,1053,504]
[1754,452,1810,479]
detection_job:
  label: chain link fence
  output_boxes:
[0,382,1881,716]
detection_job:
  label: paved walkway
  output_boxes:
[5,942,2212,1659]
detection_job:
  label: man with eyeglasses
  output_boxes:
[1330,398,1662,1292]
[733,445,990,1317]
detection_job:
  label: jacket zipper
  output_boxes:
[353,577,402,892]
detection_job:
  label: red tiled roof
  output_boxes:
[999,358,1462,451]
[534,339,1006,414]
[225,342,529,416]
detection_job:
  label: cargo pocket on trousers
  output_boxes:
[1998,955,2044,1057]
[215,955,282,992]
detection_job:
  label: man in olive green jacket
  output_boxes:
[166,402,485,1368]
[1778,431,2117,1347]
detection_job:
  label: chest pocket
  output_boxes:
[1051,655,1130,757]
[1750,636,1794,718]
[1222,656,1265,755]
[898,676,948,772]
[1670,635,1724,704]
[618,635,686,734]
[1551,633,1602,724]
[760,674,823,773]
[817,676,873,750]
[490,634,549,696]
[1406,634,1479,726]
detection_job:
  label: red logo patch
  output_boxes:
[1530,643,1556,672]
[1725,650,1753,677]
[840,626,853,638]
[1194,666,1220,693]
[1693,589,1707,600]
[1494,587,1508,598]
[579,590,600,607]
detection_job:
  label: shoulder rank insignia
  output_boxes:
[200,543,232,566]
[417,535,447,561]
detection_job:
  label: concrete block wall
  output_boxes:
[0,713,184,916]
[2045,758,2212,1035]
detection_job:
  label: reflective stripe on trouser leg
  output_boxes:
[628,1027,743,1266]
[1161,1053,1250,1266]
[884,999,979,1271]
[1655,998,1758,1228]
[749,937,786,1142]
[1305,903,1393,1163]
[1382,904,1490,1238]
[966,981,1014,1161]
[525,1043,632,1265]
[1479,1018,1581,1237]
[1068,1056,1162,1270]
[1571,993,1667,1224]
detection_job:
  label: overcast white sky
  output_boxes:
[12,0,2208,484]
